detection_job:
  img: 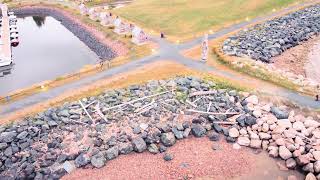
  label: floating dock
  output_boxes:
[0,4,13,67]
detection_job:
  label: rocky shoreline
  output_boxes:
[13,7,117,60]
[0,76,319,179]
[222,4,320,63]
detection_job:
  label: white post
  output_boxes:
[201,34,208,62]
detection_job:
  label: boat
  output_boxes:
[10,33,19,47]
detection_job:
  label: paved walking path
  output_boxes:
[1,0,320,117]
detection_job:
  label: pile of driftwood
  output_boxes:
[75,90,240,126]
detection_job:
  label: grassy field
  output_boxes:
[113,0,304,40]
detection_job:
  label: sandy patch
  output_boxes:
[62,137,303,180]
[305,38,320,83]
[62,138,254,180]
[271,35,320,83]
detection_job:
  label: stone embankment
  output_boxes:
[0,77,319,179]
[222,4,320,63]
[13,7,117,60]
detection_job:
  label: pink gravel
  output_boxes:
[62,138,255,180]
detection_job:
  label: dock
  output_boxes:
[0,4,13,67]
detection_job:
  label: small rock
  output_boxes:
[212,144,220,151]
[259,132,271,140]
[90,152,106,168]
[314,161,320,173]
[226,136,236,143]
[119,143,133,155]
[191,124,206,137]
[75,154,90,167]
[207,131,220,141]
[312,151,320,161]
[292,121,305,131]
[233,143,241,150]
[229,127,239,138]
[279,146,292,160]
[285,158,296,169]
[172,128,184,139]
[132,137,147,153]
[163,153,173,161]
[268,146,279,158]
[237,136,250,146]
[245,95,259,105]
[161,132,176,147]
[305,173,316,180]
[140,123,149,131]
[271,107,289,119]
[250,139,262,149]
[106,146,119,160]
[159,144,167,153]
[304,120,320,128]
[148,144,159,154]
[63,161,76,174]
[17,131,28,140]
[296,154,310,166]
[302,163,314,173]
[0,131,17,143]
[261,123,269,132]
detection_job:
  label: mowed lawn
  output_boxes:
[113,0,304,40]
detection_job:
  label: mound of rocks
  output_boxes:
[222,4,320,62]
[0,76,318,179]
[229,96,320,179]
[13,7,117,60]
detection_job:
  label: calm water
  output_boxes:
[0,16,99,96]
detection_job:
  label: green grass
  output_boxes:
[85,0,115,7]
[211,52,299,92]
[113,0,305,40]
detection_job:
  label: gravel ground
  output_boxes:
[270,35,320,84]
[305,37,320,83]
[62,138,254,180]
[13,7,117,60]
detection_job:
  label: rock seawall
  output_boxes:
[0,77,319,179]
[222,4,320,63]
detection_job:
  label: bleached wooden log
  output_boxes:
[103,90,170,111]
[207,102,212,112]
[79,100,94,122]
[186,109,239,115]
[212,121,237,125]
[94,102,108,123]
[186,100,197,108]
[189,90,217,97]
[134,99,155,113]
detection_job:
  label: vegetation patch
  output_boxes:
[113,0,305,41]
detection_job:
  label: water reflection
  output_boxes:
[32,16,46,28]
[0,16,98,96]
[0,64,14,77]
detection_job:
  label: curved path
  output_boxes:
[1,0,320,117]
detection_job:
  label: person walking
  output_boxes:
[99,58,104,70]
[316,85,320,101]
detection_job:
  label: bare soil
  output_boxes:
[271,35,320,83]
[62,138,303,180]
